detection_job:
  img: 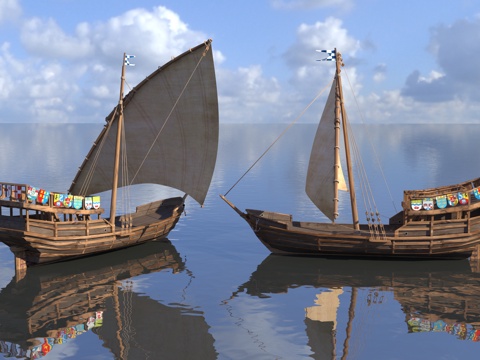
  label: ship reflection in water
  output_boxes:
[0,240,216,359]
[230,253,480,359]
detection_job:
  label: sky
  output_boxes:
[1,0,480,124]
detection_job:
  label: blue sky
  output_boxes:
[1,0,480,123]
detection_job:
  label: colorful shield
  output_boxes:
[457,192,469,205]
[73,196,84,210]
[95,311,104,327]
[436,195,447,209]
[411,199,423,211]
[422,198,434,210]
[27,186,38,201]
[41,338,52,356]
[92,196,101,209]
[43,191,50,204]
[63,194,73,208]
[54,193,65,207]
[447,193,458,207]
[473,188,480,200]
[84,196,93,210]
[87,316,95,330]
[37,189,50,204]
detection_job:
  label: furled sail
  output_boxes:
[69,40,219,206]
[306,80,348,221]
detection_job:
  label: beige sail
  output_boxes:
[306,80,348,221]
[305,288,344,327]
[69,40,219,206]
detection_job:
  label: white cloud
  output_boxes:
[270,0,353,10]
[0,0,21,24]
[0,5,220,123]
[217,65,282,123]
[401,16,480,105]
[284,18,360,90]
[21,18,93,59]
[373,63,387,83]
[418,70,444,83]
[282,15,480,124]
[1,3,479,125]
[275,17,363,122]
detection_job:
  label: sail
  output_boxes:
[306,80,348,221]
[69,40,219,205]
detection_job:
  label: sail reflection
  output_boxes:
[0,240,216,359]
[232,255,480,358]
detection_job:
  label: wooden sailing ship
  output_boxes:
[0,40,218,267]
[221,48,480,259]
[0,240,216,359]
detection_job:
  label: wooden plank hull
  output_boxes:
[242,209,479,259]
[231,255,480,329]
[0,197,185,266]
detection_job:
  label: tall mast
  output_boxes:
[109,53,126,225]
[332,59,342,221]
[341,287,357,360]
[335,49,360,230]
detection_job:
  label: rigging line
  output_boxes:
[129,42,212,186]
[223,82,332,197]
[348,120,386,239]
[76,64,131,197]
[220,293,270,355]
[120,117,132,220]
[347,116,381,237]
[343,67,398,214]
[117,74,133,218]
[121,281,134,359]
[78,109,117,196]
[80,119,112,195]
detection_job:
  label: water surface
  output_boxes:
[1,123,480,359]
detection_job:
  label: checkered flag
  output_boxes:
[316,49,336,61]
[124,54,136,66]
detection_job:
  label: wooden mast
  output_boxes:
[109,53,126,225]
[335,49,360,230]
[332,54,342,222]
[341,287,357,360]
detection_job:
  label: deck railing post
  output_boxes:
[12,247,27,281]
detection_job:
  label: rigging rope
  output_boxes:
[120,280,135,359]
[223,81,332,197]
[347,119,386,239]
[77,108,117,197]
[343,68,397,216]
[120,113,132,227]
[342,68,388,240]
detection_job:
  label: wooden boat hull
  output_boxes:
[0,240,215,358]
[0,196,184,266]
[231,255,480,333]
[241,209,478,259]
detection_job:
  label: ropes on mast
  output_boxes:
[223,82,332,197]
[342,68,388,240]
[76,109,116,197]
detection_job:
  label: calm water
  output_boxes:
[1,123,480,359]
